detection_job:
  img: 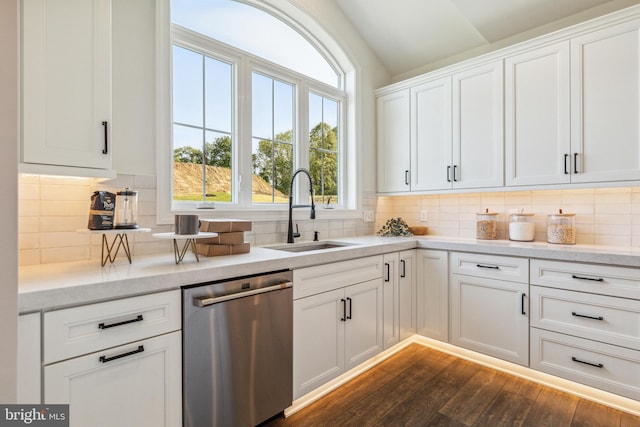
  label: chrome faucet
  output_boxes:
[287,168,316,243]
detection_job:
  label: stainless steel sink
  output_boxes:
[266,241,357,253]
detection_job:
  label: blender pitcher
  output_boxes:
[114,188,139,229]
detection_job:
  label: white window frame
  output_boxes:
[156,0,361,224]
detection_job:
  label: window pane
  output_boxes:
[252,138,292,204]
[252,73,273,140]
[203,131,232,202]
[274,80,293,139]
[173,46,203,127]
[309,93,339,205]
[205,57,232,132]
[173,124,204,201]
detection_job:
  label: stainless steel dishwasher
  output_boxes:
[182,270,293,427]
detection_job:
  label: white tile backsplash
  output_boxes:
[18,174,376,265]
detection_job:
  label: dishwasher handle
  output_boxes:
[193,281,293,307]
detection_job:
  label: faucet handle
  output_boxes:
[313,231,319,241]
[293,224,301,238]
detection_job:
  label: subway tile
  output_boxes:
[41,246,90,264]
[19,249,41,266]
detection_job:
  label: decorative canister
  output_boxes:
[476,209,498,240]
[547,209,576,244]
[509,213,535,242]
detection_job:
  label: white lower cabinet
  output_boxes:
[18,312,41,403]
[398,250,417,341]
[43,290,182,427]
[382,253,400,349]
[293,256,383,400]
[416,249,448,341]
[449,252,529,366]
[45,332,182,427]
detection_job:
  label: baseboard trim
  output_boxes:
[286,335,640,418]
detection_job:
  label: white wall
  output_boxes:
[0,0,19,403]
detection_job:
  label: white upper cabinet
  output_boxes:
[452,61,504,189]
[570,19,640,183]
[505,41,571,186]
[21,0,112,172]
[377,90,411,193]
[410,77,452,191]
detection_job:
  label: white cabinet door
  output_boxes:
[399,250,417,341]
[293,288,345,399]
[450,274,529,366]
[452,61,504,189]
[416,250,448,341]
[410,78,452,191]
[505,42,571,186]
[344,279,383,370]
[382,253,399,350]
[571,19,640,183]
[377,90,411,193]
[22,0,112,170]
[44,331,182,427]
[18,313,41,403]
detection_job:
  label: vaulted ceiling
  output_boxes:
[334,0,640,80]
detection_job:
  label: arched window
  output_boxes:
[159,0,355,218]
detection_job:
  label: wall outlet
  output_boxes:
[363,210,374,222]
[420,210,428,222]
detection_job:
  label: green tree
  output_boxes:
[204,135,231,167]
[174,145,203,164]
[309,122,338,200]
[252,130,293,197]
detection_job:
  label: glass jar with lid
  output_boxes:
[547,209,575,244]
[509,213,535,242]
[476,209,498,240]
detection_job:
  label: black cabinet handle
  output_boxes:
[400,259,406,278]
[564,154,569,174]
[572,311,604,321]
[98,314,143,330]
[385,263,390,282]
[476,264,499,270]
[571,274,604,282]
[572,356,603,369]
[447,166,451,182]
[405,170,410,186]
[521,293,526,315]
[347,297,352,320]
[99,345,144,363]
[102,121,109,154]
[574,153,578,174]
[340,298,346,321]
[453,165,458,182]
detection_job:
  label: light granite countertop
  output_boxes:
[18,235,640,313]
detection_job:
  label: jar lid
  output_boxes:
[477,208,497,215]
[117,187,137,196]
[510,212,534,217]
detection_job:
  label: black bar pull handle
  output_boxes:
[102,121,108,154]
[340,298,346,321]
[453,165,458,182]
[400,259,406,278]
[571,274,604,282]
[521,293,526,315]
[572,311,604,321]
[384,262,390,282]
[447,166,451,182]
[572,356,603,369]
[564,154,569,174]
[574,153,579,174]
[476,264,499,270]
[405,170,410,186]
[98,314,143,330]
[347,297,352,320]
[99,345,144,363]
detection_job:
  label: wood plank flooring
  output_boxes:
[264,344,640,427]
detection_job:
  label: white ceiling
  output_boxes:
[334,0,640,79]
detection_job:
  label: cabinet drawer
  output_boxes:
[531,328,640,401]
[293,256,383,300]
[44,290,181,364]
[450,252,528,283]
[531,259,640,299]
[531,286,640,350]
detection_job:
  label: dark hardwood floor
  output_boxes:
[265,343,640,427]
